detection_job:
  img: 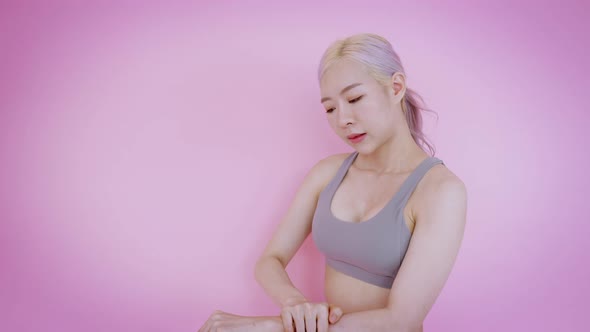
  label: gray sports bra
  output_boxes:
[312,151,445,289]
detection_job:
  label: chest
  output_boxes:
[330,170,422,233]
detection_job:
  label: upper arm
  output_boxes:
[255,153,347,268]
[386,173,468,328]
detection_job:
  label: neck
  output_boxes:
[354,132,428,174]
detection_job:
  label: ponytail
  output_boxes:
[401,87,437,156]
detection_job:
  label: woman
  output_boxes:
[199,33,467,332]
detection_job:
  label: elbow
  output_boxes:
[385,310,422,332]
[396,324,422,332]
[382,320,419,332]
[388,318,423,332]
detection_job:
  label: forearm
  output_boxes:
[261,309,413,332]
[254,256,307,307]
[325,308,412,332]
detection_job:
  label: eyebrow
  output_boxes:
[320,83,362,103]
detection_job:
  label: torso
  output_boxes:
[319,152,448,331]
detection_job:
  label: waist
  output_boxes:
[324,263,389,314]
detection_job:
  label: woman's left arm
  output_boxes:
[266,176,468,332]
[198,311,283,332]
[200,177,467,332]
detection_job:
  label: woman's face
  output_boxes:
[319,59,405,153]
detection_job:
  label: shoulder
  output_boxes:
[414,161,468,221]
[305,152,351,189]
[424,162,466,195]
[315,152,351,169]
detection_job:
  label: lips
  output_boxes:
[347,133,366,139]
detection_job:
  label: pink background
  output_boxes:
[1,1,588,331]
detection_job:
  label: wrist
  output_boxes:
[261,316,283,332]
[282,296,308,307]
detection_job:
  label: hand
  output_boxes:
[281,299,343,332]
[198,310,276,332]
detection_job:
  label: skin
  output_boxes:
[199,58,467,332]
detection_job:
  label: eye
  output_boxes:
[349,95,363,103]
[324,95,363,114]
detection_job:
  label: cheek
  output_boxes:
[358,107,381,125]
[364,112,392,134]
[326,116,339,130]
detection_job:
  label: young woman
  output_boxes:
[199,33,467,332]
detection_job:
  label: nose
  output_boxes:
[337,105,354,128]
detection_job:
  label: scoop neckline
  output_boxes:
[328,152,433,226]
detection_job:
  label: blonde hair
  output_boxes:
[317,33,437,156]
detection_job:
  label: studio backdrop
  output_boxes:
[1,1,588,331]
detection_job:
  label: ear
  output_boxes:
[389,72,407,103]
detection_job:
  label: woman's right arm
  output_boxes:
[254,154,345,307]
[253,256,307,307]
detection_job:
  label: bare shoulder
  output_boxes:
[424,163,466,192]
[307,152,350,190]
[414,162,468,220]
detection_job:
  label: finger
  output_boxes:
[304,306,317,332]
[200,310,223,332]
[328,305,343,324]
[293,307,305,332]
[197,320,205,332]
[281,311,295,332]
[212,318,227,332]
[200,314,215,332]
[199,318,212,332]
[317,308,329,332]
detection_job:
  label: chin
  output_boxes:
[349,143,374,155]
